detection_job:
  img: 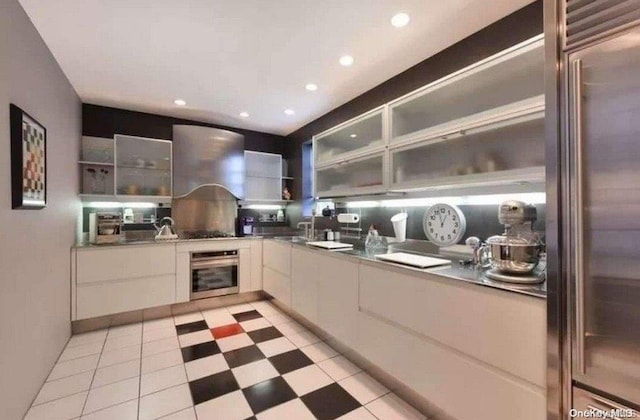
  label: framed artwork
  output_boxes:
[10,104,47,209]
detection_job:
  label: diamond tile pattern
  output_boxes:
[26,300,424,420]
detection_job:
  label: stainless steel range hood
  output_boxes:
[172,125,245,235]
[172,125,245,199]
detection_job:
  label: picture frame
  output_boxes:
[10,104,47,209]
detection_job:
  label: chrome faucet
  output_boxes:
[296,207,317,240]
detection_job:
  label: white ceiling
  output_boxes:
[19,0,533,136]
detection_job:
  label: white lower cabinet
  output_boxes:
[263,266,291,307]
[357,263,546,420]
[291,248,320,323]
[73,243,177,320]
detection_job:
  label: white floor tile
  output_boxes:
[202,308,236,328]
[83,377,139,415]
[108,323,142,339]
[337,407,378,420]
[80,399,138,420]
[339,372,389,405]
[92,359,140,388]
[103,333,142,352]
[365,394,426,420]
[287,330,321,348]
[98,344,140,369]
[143,326,177,344]
[141,349,183,374]
[274,321,305,337]
[158,407,196,420]
[225,303,255,314]
[250,301,279,315]
[178,330,213,348]
[143,317,174,332]
[66,330,107,348]
[239,317,272,332]
[139,384,192,420]
[300,341,338,363]
[141,364,187,396]
[318,356,361,381]
[262,312,293,325]
[59,342,103,362]
[216,333,254,352]
[24,391,87,420]
[231,359,278,388]
[184,354,228,381]
[257,398,316,420]
[34,371,93,405]
[142,336,180,357]
[195,390,252,420]
[173,312,203,325]
[283,364,333,396]
[48,354,99,382]
[256,336,296,357]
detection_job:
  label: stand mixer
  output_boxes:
[483,200,545,284]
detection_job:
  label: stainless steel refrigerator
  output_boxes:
[566,20,640,416]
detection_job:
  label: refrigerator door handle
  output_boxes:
[571,58,586,375]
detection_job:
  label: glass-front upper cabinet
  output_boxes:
[390,113,545,190]
[115,135,172,197]
[244,151,282,201]
[314,107,385,166]
[390,36,544,144]
[315,153,385,198]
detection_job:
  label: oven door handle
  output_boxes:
[191,258,239,270]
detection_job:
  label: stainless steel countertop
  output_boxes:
[272,237,547,299]
[73,236,262,248]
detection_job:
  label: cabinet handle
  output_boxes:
[572,58,586,375]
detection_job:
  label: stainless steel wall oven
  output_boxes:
[190,250,239,299]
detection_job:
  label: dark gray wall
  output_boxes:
[284,1,543,227]
[0,1,82,418]
[83,103,287,155]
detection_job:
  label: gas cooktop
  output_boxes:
[181,230,236,240]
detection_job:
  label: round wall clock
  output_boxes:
[423,203,466,246]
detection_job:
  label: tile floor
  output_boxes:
[25,300,426,420]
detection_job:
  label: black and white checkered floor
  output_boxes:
[25,300,426,420]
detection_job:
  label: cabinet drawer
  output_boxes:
[263,266,291,307]
[77,245,176,284]
[76,274,175,319]
[263,240,291,277]
[359,263,546,387]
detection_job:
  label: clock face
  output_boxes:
[423,203,466,246]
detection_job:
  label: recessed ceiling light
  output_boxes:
[239,111,249,118]
[305,83,318,91]
[339,55,354,67]
[284,109,295,116]
[350,134,358,138]
[391,12,410,28]
[174,99,186,106]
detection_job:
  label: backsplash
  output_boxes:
[81,206,171,233]
[289,203,545,244]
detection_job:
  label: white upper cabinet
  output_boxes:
[389,36,544,145]
[314,107,386,166]
[115,135,172,197]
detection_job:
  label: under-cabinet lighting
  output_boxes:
[84,202,157,209]
[244,204,284,210]
[344,193,546,209]
[345,201,379,208]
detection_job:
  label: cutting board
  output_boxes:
[376,252,451,269]
[306,241,354,250]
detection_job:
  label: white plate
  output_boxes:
[306,241,354,250]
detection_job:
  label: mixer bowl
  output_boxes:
[486,235,542,274]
